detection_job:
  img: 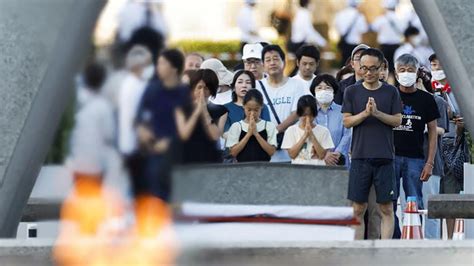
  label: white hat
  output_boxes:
[242,43,264,60]
[200,58,234,86]
[351,43,370,59]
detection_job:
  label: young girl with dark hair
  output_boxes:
[226,90,277,162]
[281,95,334,165]
[219,70,271,135]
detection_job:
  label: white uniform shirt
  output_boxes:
[237,5,259,43]
[118,73,148,155]
[118,2,168,42]
[334,7,368,45]
[403,10,429,44]
[281,124,334,165]
[257,77,311,125]
[371,11,406,45]
[291,8,327,47]
[394,43,433,68]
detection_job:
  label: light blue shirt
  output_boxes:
[315,102,352,156]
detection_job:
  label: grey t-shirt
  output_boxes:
[342,82,402,159]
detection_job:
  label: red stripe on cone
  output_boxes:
[401,198,423,240]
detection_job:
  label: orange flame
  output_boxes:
[54,174,177,266]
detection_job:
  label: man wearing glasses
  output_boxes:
[242,43,265,81]
[334,44,370,105]
[342,48,402,239]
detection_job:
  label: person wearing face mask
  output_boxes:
[429,54,460,117]
[393,26,433,68]
[310,74,351,167]
[415,67,450,239]
[392,54,440,238]
[118,45,155,157]
[429,54,468,239]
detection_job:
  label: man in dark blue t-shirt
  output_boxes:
[392,54,440,238]
[342,48,402,240]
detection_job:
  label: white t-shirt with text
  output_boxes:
[257,77,310,125]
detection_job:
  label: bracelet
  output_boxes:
[425,162,434,168]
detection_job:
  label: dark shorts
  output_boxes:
[440,173,463,194]
[348,159,397,204]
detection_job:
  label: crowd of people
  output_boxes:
[66,0,470,243]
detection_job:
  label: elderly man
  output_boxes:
[392,54,440,238]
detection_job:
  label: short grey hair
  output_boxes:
[125,45,152,70]
[395,53,420,70]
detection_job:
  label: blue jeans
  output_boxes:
[393,155,425,238]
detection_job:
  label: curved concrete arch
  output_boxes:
[0,0,105,237]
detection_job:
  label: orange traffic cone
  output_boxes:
[401,196,423,239]
[453,218,465,240]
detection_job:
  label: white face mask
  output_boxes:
[431,70,446,81]
[397,72,417,87]
[410,35,422,47]
[315,90,334,104]
[141,65,155,80]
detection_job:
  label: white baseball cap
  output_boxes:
[201,58,234,86]
[242,43,264,60]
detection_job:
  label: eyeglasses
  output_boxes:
[244,59,262,66]
[360,65,382,73]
